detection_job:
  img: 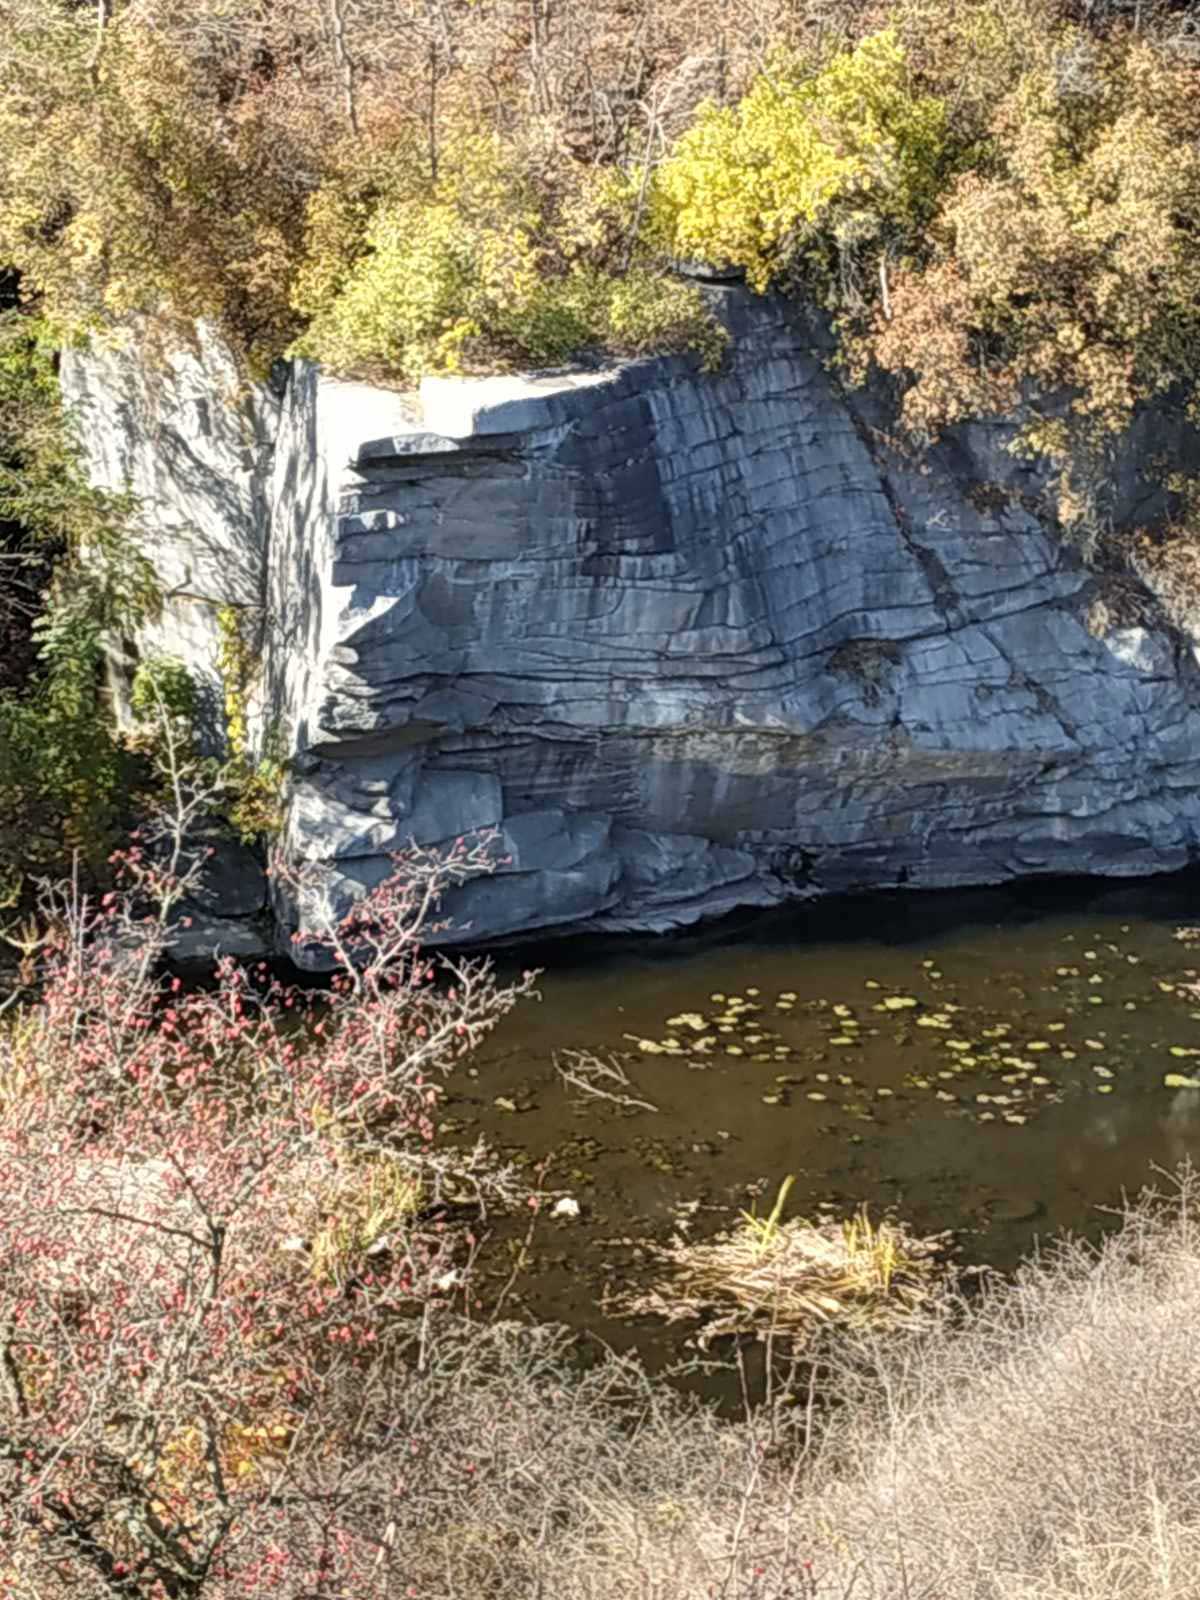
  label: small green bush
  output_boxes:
[129,654,198,732]
[0,309,157,888]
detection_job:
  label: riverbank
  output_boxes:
[391,1170,1200,1599]
[437,869,1200,1370]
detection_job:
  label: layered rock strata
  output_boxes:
[61,292,1200,955]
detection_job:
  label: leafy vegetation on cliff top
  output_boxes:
[0,2,1196,427]
[0,0,1199,879]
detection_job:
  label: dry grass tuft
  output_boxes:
[616,1185,954,1345]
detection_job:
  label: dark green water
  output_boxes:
[446,873,1200,1358]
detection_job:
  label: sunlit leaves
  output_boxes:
[291,131,723,382]
[653,31,950,294]
[853,29,1200,521]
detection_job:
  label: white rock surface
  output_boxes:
[60,291,1200,957]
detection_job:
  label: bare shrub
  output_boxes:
[770,1167,1200,1599]
[0,738,539,1596]
[555,1048,659,1114]
[312,1168,1200,1600]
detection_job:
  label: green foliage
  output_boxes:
[214,606,287,844]
[0,308,158,889]
[292,132,724,383]
[0,580,133,889]
[652,31,950,297]
[129,654,198,733]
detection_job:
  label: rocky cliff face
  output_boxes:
[60,291,1200,957]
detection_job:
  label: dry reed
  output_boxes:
[615,1185,954,1345]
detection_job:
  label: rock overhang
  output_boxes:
[59,292,1200,961]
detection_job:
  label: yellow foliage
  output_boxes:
[0,7,309,369]
[653,31,949,293]
[1,0,1197,501]
[304,1149,421,1287]
[292,130,723,383]
[215,606,286,842]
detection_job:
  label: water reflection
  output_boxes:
[454,871,1200,1350]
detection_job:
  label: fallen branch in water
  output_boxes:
[555,1049,659,1114]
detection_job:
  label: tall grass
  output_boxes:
[389,1168,1200,1599]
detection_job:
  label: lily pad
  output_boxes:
[625,1036,666,1055]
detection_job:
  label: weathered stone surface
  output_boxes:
[188,827,268,919]
[166,912,271,966]
[61,290,1200,957]
[60,323,281,746]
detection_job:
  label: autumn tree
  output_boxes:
[0,1,313,370]
[650,27,950,300]
[2,0,1199,541]
[849,25,1200,534]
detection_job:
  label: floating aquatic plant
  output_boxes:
[615,1197,953,1346]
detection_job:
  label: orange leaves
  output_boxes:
[842,17,1200,533]
[862,260,1019,437]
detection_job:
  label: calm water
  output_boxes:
[445,873,1200,1358]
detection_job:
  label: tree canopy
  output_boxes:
[0,0,1196,611]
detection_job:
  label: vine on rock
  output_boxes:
[215,604,287,845]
